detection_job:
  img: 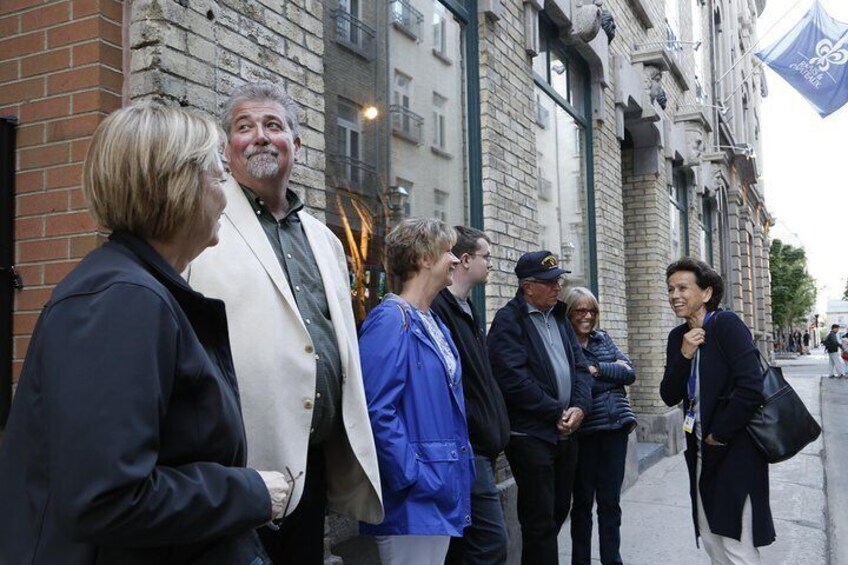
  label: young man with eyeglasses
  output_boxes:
[431,226,510,565]
[487,250,592,565]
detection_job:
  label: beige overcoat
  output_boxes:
[187,177,383,524]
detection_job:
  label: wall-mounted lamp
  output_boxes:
[362,106,379,121]
[386,185,409,214]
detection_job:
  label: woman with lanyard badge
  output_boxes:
[661,258,775,564]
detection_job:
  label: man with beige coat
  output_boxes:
[188,82,382,563]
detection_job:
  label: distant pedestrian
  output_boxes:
[803,331,810,354]
[823,324,844,378]
[841,333,848,368]
[564,287,636,565]
[661,258,775,564]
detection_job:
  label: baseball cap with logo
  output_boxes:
[514,250,571,280]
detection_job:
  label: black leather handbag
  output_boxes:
[746,355,821,464]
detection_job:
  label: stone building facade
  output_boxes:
[1,0,772,561]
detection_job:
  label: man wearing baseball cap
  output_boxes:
[487,250,592,565]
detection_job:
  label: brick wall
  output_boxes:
[1,0,123,386]
[477,4,539,319]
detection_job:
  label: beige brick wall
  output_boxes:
[127,0,328,214]
[477,3,539,318]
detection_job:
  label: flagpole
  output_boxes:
[721,62,764,107]
[715,0,809,84]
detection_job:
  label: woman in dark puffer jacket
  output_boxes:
[565,287,636,565]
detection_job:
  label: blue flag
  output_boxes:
[756,1,848,117]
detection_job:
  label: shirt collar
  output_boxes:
[240,184,304,223]
[526,302,554,316]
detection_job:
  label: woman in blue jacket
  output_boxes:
[0,105,288,564]
[564,287,636,565]
[359,218,474,564]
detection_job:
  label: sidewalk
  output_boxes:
[557,353,829,564]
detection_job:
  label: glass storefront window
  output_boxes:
[323,0,475,324]
[533,17,594,291]
[669,169,688,260]
[534,87,591,288]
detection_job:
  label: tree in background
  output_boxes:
[770,239,817,332]
[843,279,848,301]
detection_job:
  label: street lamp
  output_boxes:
[385,185,409,228]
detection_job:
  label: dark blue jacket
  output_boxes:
[661,309,775,547]
[578,330,637,435]
[487,291,592,444]
[0,232,271,564]
[359,295,474,536]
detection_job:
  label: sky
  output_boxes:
[757,0,848,314]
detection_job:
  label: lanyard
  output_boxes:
[686,311,713,409]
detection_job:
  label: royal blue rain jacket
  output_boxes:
[359,295,475,536]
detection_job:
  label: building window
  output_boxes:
[391,71,423,143]
[432,93,447,150]
[701,196,714,265]
[691,0,707,103]
[434,189,448,221]
[433,2,447,55]
[391,0,423,40]
[333,0,376,57]
[669,168,689,260]
[533,16,595,291]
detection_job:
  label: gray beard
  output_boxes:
[245,154,280,179]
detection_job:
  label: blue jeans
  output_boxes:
[570,428,628,565]
[445,455,508,565]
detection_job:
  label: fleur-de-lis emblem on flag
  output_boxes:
[756,0,848,117]
[809,37,848,72]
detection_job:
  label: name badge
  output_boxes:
[683,410,696,434]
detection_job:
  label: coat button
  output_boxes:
[465,515,471,523]
[451,451,457,458]
[461,446,467,453]
[305,345,314,353]
[304,399,313,410]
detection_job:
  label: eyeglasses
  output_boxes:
[571,308,598,318]
[471,252,492,262]
[268,465,304,529]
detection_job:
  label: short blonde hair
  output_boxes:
[82,104,222,240]
[386,218,456,282]
[563,286,600,330]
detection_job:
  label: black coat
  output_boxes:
[487,291,592,444]
[431,288,509,458]
[661,310,775,547]
[0,232,271,564]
